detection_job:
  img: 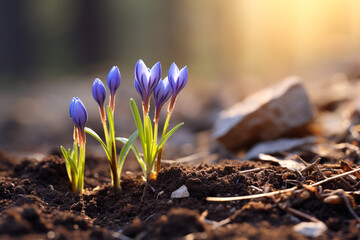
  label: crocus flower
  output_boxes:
[107,66,121,112]
[168,62,188,97]
[70,97,88,132]
[168,62,188,111]
[107,66,121,97]
[134,59,161,115]
[69,97,76,118]
[153,77,172,122]
[92,78,106,108]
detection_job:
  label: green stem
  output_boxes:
[77,144,86,194]
[156,110,173,176]
[71,142,79,193]
[71,170,77,193]
[102,120,109,149]
[153,121,158,172]
[162,110,173,138]
[110,142,121,190]
[143,107,149,168]
[153,121,158,153]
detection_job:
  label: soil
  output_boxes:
[0,147,360,240]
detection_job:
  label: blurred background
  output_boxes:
[1,0,360,157]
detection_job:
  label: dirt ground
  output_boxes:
[0,145,359,240]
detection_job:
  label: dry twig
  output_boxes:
[300,157,321,174]
[278,202,322,223]
[207,167,360,202]
[238,168,264,174]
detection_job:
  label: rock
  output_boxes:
[214,76,313,151]
[171,185,190,198]
[245,136,316,159]
[293,221,327,238]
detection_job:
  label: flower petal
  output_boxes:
[135,59,147,82]
[177,66,188,92]
[134,78,144,100]
[149,61,162,91]
[168,62,179,91]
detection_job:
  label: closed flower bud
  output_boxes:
[92,78,106,108]
[69,97,76,118]
[154,77,172,111]
[107,66,121,97]
[69,97,88,131]
[168,62,188,97]
[153,77,172,122]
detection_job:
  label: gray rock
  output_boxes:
[293,221,327,238]
[171,185,190,198]
[214,76,313,151]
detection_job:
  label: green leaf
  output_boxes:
[60,146,78,180]
[137,158,147,177]
[130,99,144,144]
[146,116,153,143]
[70,142,76,160]
[61,146,72,181]
[116,137,141,161]
[116,137,147,176]
[85,127,110,159]
[144,116,153,165]
[157,122,184,151]
[118,130,138,168]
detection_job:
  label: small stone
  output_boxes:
[213,76,313,151]
[47,231,55,239]
[171,185,190,198]
[293,221,327,238]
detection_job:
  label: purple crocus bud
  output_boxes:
[134,59,162,103]
[69,97,76,118]
[154,78,171,110]
[168,62,188,97]
[153,77,172,122]
[70,97,88,131]
[107,66,121,97]
[92,78,106,108]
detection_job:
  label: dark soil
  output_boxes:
[0,148,359,240]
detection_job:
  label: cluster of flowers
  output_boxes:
[61,60,188,194]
